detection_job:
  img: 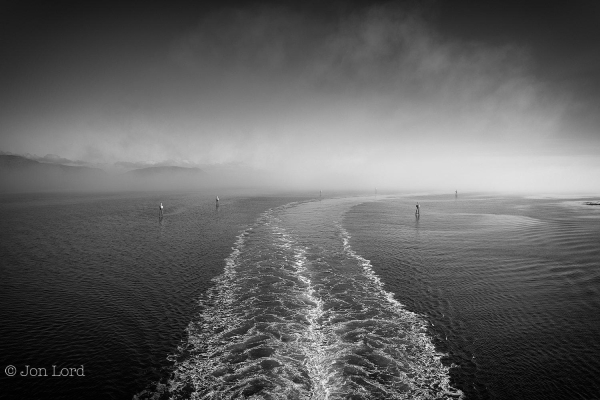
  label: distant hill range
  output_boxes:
[125,165,202,177]
[0,154,211,192]
[0,153,275,193]
[0,154,106,174]
[0,154,108,192]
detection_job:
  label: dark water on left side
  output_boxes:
[0,191,302,399]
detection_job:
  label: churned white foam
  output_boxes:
[166,200,463,399]
[223,227,250,274]
[269,217,335,399]
[336,223,463,399]
[339,225,404,311]
[292,246,332,400]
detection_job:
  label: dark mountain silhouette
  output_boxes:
[0,154,107,192]
[125,166,202,177]
[0,154,104,174]
[0,154,268,193]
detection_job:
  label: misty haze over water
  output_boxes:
[1,1,600,194]
[2,1,600,399]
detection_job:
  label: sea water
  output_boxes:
[344,195,600,399]
[165,198,458,399]
[0,192,301,399]
[2,193,599,399]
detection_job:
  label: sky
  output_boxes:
[1,0,599,193]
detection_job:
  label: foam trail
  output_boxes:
[165,199,463,399]
[167,206,332,399]
[277,228,332,399]
[337,224,463,398]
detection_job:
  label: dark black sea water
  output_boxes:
[0,192,303,399]
[1,192,599,399]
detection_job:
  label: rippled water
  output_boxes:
[166,198,459,399]
[2,192,600,399]
[0,192,300,399]
[345,195,600,399]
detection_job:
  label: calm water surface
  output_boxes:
[0,192,302,399]
[1,192,599,399]
[345,195,600,399]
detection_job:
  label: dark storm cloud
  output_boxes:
[168,4,528,93]
[0,1,599,193]
[165,3,554,140]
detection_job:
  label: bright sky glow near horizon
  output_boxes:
[1,1,599,193]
